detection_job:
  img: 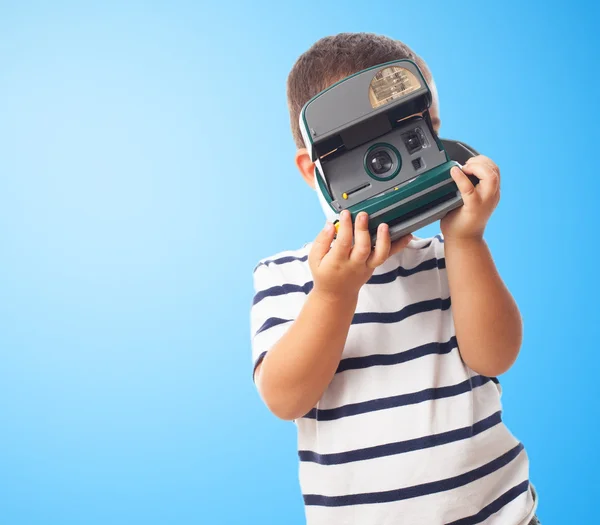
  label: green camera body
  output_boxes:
[299,59,479,244]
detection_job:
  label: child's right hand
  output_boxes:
[309,210,412,302]
[255,210,410,420]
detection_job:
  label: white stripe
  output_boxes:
[250,292,305,336]
[296,380,502,454]
[357,268,447,312]
[317,338,468,410]
[334,305,455,360]
[254,245,310,268]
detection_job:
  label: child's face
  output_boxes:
[295,77,441,189]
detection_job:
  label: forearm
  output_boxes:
[445,237,522,376]
[256,289,358,420]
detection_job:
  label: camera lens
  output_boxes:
[364,144,401,181]
[368,150,393,175]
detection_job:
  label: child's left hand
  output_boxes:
[441,155,501,241]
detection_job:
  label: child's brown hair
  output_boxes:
[286,32,433,149]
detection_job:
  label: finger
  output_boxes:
[308,222,335,267]
[331,210,354,260]
[460,161,500,202]
[465,155,500,177]
[465,155,501,187]
[389,234,413,256]
[465,154,489,164]
[450,166,480,208]
[466,154,497,172]
[350,212,372,263]
[367,223,391,269]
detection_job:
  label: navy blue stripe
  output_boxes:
[254,344,497,387]
[303,442,524,507]
[253,258,445,305]
[254,297,450,339]
[254,254,308,272]
[446,480,530,525]
[367,257,445,284]
[336,336,458,374]
[299,410,502,465]
[353,297,451,325]
[303,375,492,421]
[253,282,313,305]
[253,351,267,375]
[255,317,291,336]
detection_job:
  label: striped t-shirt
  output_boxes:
[250,234,537,525]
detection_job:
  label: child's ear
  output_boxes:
[295,148,316,189]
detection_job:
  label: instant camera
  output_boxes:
[299,59,479,244]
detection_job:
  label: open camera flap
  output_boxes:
[300,59,433,163]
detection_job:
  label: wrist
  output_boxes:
[311,285,359,307]
[444,233,486,250]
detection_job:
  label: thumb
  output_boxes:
[450,166,480,208]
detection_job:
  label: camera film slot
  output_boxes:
[342,182,371,200]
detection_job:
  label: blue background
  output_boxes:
[1,1,598,523]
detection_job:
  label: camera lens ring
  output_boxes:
[364,143,402,181]
[369,150,393,175]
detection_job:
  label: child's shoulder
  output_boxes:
[375,233,446,273]
[253,243,312,282]
[405,233,445,254]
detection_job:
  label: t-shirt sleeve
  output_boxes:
[433,234,451,299]
[250,260,309,380]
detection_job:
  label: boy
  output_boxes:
[250,33,539,524]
